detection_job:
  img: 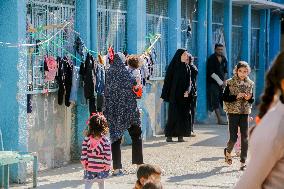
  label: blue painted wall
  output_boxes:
[0,0,27,182]
[266,10,271,70]
[74,0,91,158]
[270,14,281,64]
[196,0,207,122]
[168,0,181,59]
[207,0,213,56]
[256,10,267,103]
[241,5,251,64]
[127,0,146,54]
[91,0,98,54]
[224,0,233,77]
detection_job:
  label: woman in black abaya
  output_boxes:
[161,49,192,142]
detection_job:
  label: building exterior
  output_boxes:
[0,0,284,182]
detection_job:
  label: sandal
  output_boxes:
[224,148,233,165]
[240,164,247,171]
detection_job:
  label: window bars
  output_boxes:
[26,0,75,94]
[97,0,127,54]
[146,0,169,79]
[181,0,198,57]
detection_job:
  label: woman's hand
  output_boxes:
[237,93,245,99]
[184,91,189,97]
[244,93,252,100]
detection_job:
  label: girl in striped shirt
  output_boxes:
[81,113,111,189]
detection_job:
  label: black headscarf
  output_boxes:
[161,48,191,103]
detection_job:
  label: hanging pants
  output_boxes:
[111,124,143,169]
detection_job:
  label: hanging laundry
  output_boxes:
[95,63,105,96]
[98,54,104,65]
[107,46,114,64]
[79,52,97,100]
[88,96,97,115]
[44,56,58,82]
[56,56,73,107]
[96,94,104,113]
[143,53,154,80]
[27,94,32,113]
[74,36,84,58]
[140,59,150,86]
[69,66,80,103]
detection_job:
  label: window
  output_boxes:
[26,0,75,94]
[181,0,198,57]
[97,0,127,54]
[146,0,169,79]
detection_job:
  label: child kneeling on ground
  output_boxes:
[81,113,111,189]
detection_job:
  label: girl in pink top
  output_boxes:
[81,113,111,189]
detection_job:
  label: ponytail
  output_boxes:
[258,75,275,119]
[256,51,284,123]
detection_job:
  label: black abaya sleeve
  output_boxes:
[161,63,174,102]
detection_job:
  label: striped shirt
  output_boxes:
[81,135,111,173]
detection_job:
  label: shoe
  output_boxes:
[224,148,232,165]
[190,132,196,137]
[112,169,124,176]
[178,137,185,142]
[240,163,247,171]
[166,137,173,142]
[218,121,228,125]
[235,151,241,157]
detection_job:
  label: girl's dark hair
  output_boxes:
[85,114,109,137]
[258,52,284,119]
[233,61,251,75]
[135,164,162,188]
[142,182,163,189]
[215,43,224,49]
[127,55,142,69]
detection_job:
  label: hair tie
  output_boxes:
[255,116,261,125]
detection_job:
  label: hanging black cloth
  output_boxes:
[79,52,97,100]
[57,56,73,107]
[27,94,32,113]
[161,49,192,137]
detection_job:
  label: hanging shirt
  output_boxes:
[95,63,105,95]
[70,66,80,103]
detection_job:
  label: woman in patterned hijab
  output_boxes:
[104,53,143,176]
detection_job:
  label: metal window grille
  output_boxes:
[97,0,127,54]
[181,0,198,57]
[26,0,75,94]
[213,1,224,24]
[251,10,260,70]
[181,0,198,21]
[232,26,242,67]
[252,9,260,29]
[232,6,243,26]
[212,1,225,49]
[232,6,243,70]
[146,0,168,79]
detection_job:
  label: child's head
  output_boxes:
[258,52,284,119]
[136,164,162,187]
[85,113,109,137]
[233,61,251,80]
[127,55,142,69]
[142,182,163,189]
